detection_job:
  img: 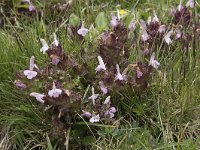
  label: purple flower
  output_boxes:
[158,25,166,33]
[23,56,38,79]
[99,81,108,94]
[105,107,116,118]
[14,80,27,90]
[88,87,99,105]
[30,92,45,103]
[178,0,183,11]
[170,6,176,16]
[186,0,194,8]
[77,21,89,37]
[51,57,60,65]
[136,68,143,78]
[149,52,160,69]
[175,29,182,39]
[95,56,106,72]
[110,13,118,28]
[40,39,49,54]
[81,111,92,118]
[140,20,149,42]
[28,4,35,12]
[128,18,136,31]
[115,64,124,81]
[48,82,62,98]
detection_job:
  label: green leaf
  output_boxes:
[82,136,96,145]
[95,12,108,30]
[46,134,54,150]
[69,13,80,27]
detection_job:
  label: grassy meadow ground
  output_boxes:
[0,0,200,149]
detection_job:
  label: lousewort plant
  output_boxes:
[14,0,197,148]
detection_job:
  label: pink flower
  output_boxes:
[149,52,160,69]
[23,56,38,79]
[99,81,108,94]
[77,21,89,37]
[48,82,62,98]
[30,92,45,103]
[115,64,124,81]
[88,87,99,105]
[95,56,106,72]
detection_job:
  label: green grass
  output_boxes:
[0,0,200,149]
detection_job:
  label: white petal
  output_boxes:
[99,81,108,94]
[40,39,49,54]
[115,64,124,81]
[95,56,106,72]
[103,96,111,105]
[77,28,89,36]
[89,114,100,123]
[30,92,45,103]
[51,33,59,47]
[24,70,37,79]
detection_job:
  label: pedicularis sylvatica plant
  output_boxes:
[14,0,197,143]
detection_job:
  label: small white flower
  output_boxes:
[40,39,49,54]
[117,9,120,20]
[110,13,118,28]
[164,31,173,45]
[158,25,166,33]
[24,56,38,79]
[186,0,194,8]
[147,16,152,25]
[99,81,108,94]
[141,29,150,42]
[89,114,100,123]
[48,82,62,98]
[30,92,45,103]
[115,64,124,81]
[95,56,106,72]
[51,33,59,47]
[149,52,160,69]
[140,19,149,42]
[152,11,159,23]
[77,21,89,37]
[88,87,99,105]
[128,18,136,31]
[103,96,111,105]
[178,0,183,11]
[140,19,147,30]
